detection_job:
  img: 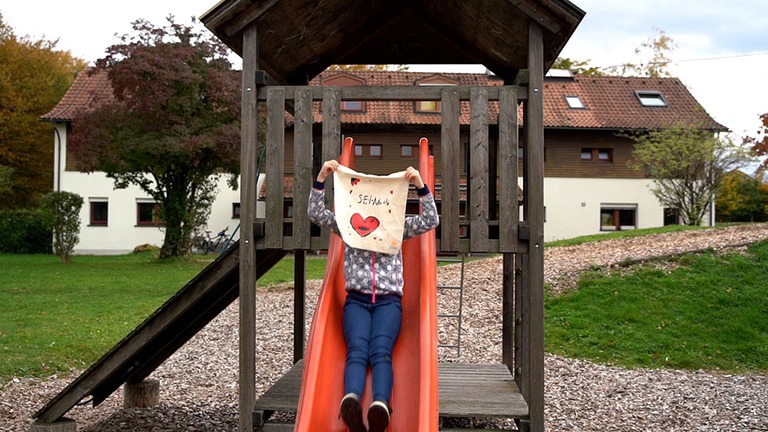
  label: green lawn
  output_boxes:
[0,252,326,380]
[2,230,767,381]
[545,240,768,373]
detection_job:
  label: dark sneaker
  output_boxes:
[340,393,366,432]
[367,400,390,432]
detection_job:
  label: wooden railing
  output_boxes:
[254,84,529,254]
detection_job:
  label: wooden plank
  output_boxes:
[320,87,341,247]
[293,251,305,363]
[498,86,519,252]
[502,253,515,370]
[239,22,259,432]
[292,87,313,249]
[265,87,285,248]
[525,22,546,432]
[440,87,460,252]
[253,362,528,422]
[256,85,526,102]
[469,87,489,252]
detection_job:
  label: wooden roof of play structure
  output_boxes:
[201,0,585,84]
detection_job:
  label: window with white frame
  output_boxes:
[355,144,382,159]
[565,95,586,109]
[635,91,668,107]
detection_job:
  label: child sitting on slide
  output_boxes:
[308,159,439,432]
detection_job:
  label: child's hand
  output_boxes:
[405,166,425,189]
[317,160,339,182]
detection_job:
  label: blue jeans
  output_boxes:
[342,291,402,405]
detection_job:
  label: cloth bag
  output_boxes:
[333,165,410,254]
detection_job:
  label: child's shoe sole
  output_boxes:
[340,394,366,432]
[367,401,390,432]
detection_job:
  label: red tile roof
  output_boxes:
[42,69,725,132]
[41,70,112,122]
[542,75,725,131]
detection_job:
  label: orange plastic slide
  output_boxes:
[294,137,439,431]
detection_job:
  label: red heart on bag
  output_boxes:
[350,213,380,237]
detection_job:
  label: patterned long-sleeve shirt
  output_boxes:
[308,182,439,298]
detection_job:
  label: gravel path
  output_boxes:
[2,224,768,431]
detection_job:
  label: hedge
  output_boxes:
[0,210,52,254]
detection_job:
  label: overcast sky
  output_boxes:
[3,0,767,151]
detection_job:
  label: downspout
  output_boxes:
[53,123,62,192]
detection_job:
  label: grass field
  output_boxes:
[1,226,766,381]
[0,252,327,380]
[545,240,768,373]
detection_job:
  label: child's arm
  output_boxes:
[307,160,341,234]
[403,167,440,239]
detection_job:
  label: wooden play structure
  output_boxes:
[32,1,584,431]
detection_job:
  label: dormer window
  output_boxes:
[565,95,585,109]
[415,75,459,114]
[321,73,366,112]
[636,91,667,107]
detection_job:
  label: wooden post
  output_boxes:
[525,22,546,432]
[294,250,306,363]
[239,22,259,432]
[124,379,160,408]
[28,418,77,432]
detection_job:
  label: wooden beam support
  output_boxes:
[440,87,460,252]
[239,22,259,432]
[525,21,546,432]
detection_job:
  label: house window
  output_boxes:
[581,148,613,162]
[137,201,162,226]
[401,145,416,158]
[232,203,241,219]
[636,91,668,107]
[416,100,441,113]
[355,144,382,159]
[601,205,637,231]
[565,95,586,109]
[414,77,458,113]
[89,199,108,226]
[664,207,680,225]
[341,100,363,112]
[321,73,366,112]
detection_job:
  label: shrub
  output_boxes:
[40,191,83,262]
[0,210,52,253]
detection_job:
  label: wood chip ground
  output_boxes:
[2,224,768,431]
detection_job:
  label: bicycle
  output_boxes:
[192,226,230,254]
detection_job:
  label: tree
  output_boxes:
[327,64,407,72]
[550,57,604,75]
[716,170,768,222]
[629,124,752,226]
[745,113,768,173]
[607,28,677,77]
[0,13,86,209]
[41,191,83,262]
[554,28,676,78]
[68,17,241,259]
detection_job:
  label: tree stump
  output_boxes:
[28,417,77,432]
[123,379,160,408]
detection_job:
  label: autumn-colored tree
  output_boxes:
[550,57,604,75]
[745,113,768,173]
[327,64,407,72]
[68,17,241,259]
[716,170,768,222]
[0,13,86,209]
[554,29,676,78]
[607,28,677,77]
[629,124,752,226]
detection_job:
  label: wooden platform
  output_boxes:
[254,360,528,430]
